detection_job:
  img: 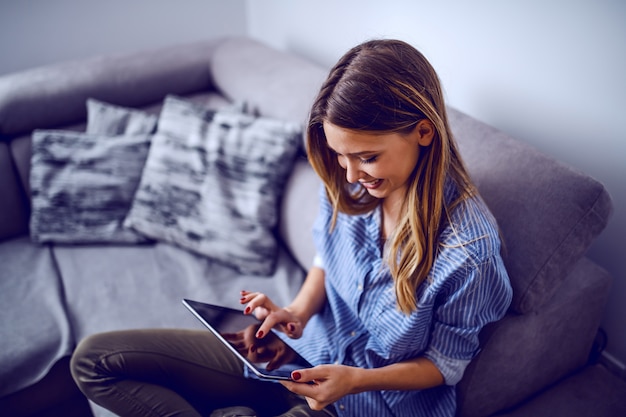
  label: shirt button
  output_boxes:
[357,284,363,291]
[350,331,356,337]
[339,404,345,411]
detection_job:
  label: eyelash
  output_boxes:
[360,156,378,164]
[333,151,378,165]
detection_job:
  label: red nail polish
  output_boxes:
[256,330,264,338]
[292,371,301,381]
[244,307,251,314]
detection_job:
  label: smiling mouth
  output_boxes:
[360,179,382,190]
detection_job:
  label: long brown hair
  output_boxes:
[307,39,477,314]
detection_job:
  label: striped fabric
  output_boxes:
[290,181,512,417]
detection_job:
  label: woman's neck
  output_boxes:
[381,197,403,240]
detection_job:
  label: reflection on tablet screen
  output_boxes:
[183,299,312,381]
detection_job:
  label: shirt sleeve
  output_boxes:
[423,255,512,385]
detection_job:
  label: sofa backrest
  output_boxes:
[449,108,612,313]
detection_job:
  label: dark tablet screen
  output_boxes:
[183,299,312,381]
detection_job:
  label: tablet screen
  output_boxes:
[182,299,312,381]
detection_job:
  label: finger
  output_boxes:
[284,321,303,339]
[256,313,280,339]
[305,396,327,412]
[244,293,277,316]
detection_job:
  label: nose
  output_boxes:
[344,159,361,184]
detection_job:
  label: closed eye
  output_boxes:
[360,155,378,164]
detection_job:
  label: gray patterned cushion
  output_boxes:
[86,98,158,135]
[124,96,301,275]
[29,130,152,243]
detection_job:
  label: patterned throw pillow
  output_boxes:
[86,98,158,135]
[30,130,152,243]
[124,96,302,275]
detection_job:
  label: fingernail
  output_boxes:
[244,307,251,314]
[240,297,246,303]
[288,323,296,332]
[256,330,264,338]
[292,371,301,381]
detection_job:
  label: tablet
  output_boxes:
[182,298,313,382]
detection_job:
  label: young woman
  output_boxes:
[71,39,512,417]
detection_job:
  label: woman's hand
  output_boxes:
[240,291,304,339]
[222,324,296,371]
[280,365,359,411]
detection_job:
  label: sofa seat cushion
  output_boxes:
[52,242,305,341]
[0,237,74,397]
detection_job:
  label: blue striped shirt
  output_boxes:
[289,182,512,417]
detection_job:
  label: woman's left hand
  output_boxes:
[280,364,359,411]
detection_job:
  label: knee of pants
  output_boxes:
[70,332,118,395]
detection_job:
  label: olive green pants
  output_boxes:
[70,329,336,417]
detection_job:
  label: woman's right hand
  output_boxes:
[240,290,304,339]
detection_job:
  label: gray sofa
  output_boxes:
[0,37,623,417]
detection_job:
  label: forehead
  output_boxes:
[322,121,386,154]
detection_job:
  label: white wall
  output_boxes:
[247,0,626,367]
[0,0,248,75]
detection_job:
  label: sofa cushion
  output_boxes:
[449,108,613,313]
[124,96,301,275]
[279,158,322,269]
[53,243,305,340]
[210,37,327,135]
[0,237,74,397]
[29,130,152,244]
[456,257,612,417]
[86,98,158,135]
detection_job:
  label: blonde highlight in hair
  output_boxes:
[307,39,476,314]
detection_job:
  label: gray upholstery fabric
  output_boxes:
[456,257,612,417]
[210,37,327,132]
[53,242,305,341]
[449,108,613,313]
[0,40,220,137]
[0,237,74,396]
[279,158,322,269]
[0,142,29,240]
[493,364,626,417]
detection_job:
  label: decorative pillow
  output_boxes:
[30,130,152,244]
[124,96,301,275]
[86,98,158,135]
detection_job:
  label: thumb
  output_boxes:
[291,367,322,383]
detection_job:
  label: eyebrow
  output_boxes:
[330,148,378,157]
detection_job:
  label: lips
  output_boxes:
[360,178,382,190]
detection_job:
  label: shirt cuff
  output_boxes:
[312,253,324,269]
[423,347,471,386]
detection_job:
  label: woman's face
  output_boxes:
[323,121,433,208]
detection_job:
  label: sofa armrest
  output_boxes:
[0,142,29,241]
[457,257,612,417]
